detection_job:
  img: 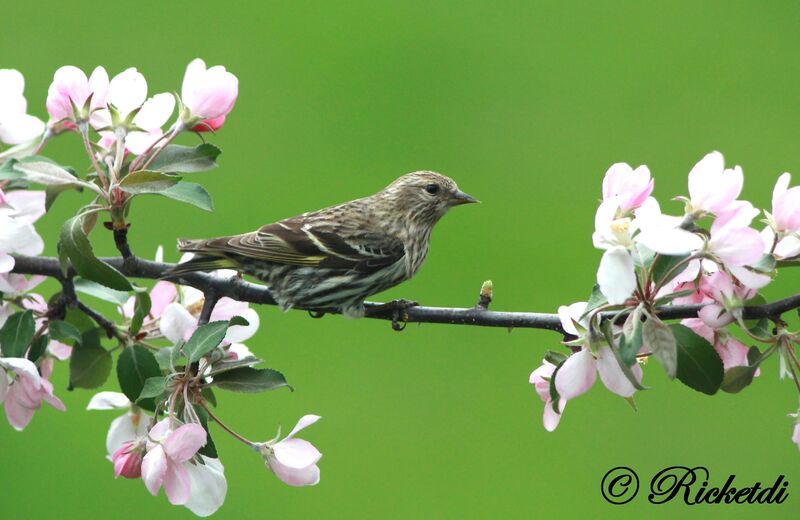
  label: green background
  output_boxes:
[2,1,799,518]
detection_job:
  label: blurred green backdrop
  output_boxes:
[2,1,799,518]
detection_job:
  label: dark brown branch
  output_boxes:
[10,254,800,334]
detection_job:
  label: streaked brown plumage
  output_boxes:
[170,171,477,317]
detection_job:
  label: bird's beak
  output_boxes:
[450,190,480,205]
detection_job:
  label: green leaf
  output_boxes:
[183,321,229,362]
[156,182,214,211]
[651,254,690,287]
[670,324,724,395]
[720,365,758,393]
[69,344,112,389]
[201,387,217,407]
[137,376,167,402]
[60,216,132,291]
[0,159,25,180]
[148,143,221,173]
[0,310,36,357]
[73,277,130,305]
[618,307,644,366]
[544,350,568,366]
[118,170,181,194]
[117,345,162,411]
[721,346,765,394]
[193,404,219,458]
[48,320,83,344]
[548,360,566,414]
[599,319,648,391]
[747,317,771,339]
[642,317,677,378]
[580,284,607,320]
[27,334,49,363]
[632,243,656,269]
[207,355,263,376]
[211,367,290,393]
[14,160,98,192]
[751,254,777,273]
[45,184,82,211]
[130,290,151,335]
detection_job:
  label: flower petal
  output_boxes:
[635,228,703,255]
[596,346,640,397]
[87,391,130,411]
[597,247,636,305]
[268,458,320,487]
[286,414,322,439]
[163,460,192,505]
[273,438,322,469]
[164,423,207,462]
[542,398,564,432]
[142,445,168,496]
[184,457,227,517]
[554,349,597,400]
[160,303,197,344]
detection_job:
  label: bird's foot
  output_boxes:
[366,299,419,331]
[308,310,326,319]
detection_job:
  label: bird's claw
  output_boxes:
[369,299,418,331]
[308,310,326,319]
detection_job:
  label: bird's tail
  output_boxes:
[165,238,240,277]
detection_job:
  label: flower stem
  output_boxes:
[197,400,258,449]
[79,124,109,193]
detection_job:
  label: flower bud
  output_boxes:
[112,441,143,479]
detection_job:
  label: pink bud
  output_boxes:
[181,59,238,130]
[112,442,143,479]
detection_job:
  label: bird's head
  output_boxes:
[378,171,478,226]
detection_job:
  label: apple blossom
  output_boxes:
[180,58,238,131]
[602,163,654,212]
[529,359,564,431]
[259,415,322,486]
[555,346,642,400]
[142,418,207,505]
[687,151,743,215]
[0,356,65,431]
[45,65,109,128]
[160,294,259,346]
[0,69,45,145]
[696,272,755,329]
[0,189,46,272]
[770,173,800,233]
[87,391,150,457]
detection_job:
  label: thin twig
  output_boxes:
[198,289,218,326]
[10,253,800,334]
[76,301,124,341]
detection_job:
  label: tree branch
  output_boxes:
[10,254,800,334]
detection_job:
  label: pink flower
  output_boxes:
[112,441,144,479]
[697,272,755,329]
[181,59,238,131]
[529,360,564,431]
[91,69,175,154]
[0,69,45,145]
[602,163,654,212]
[771,173,800,233]
[0,357,65,431]
[160,295,259,345]
[86,391,150,459]
[0,189,46,272]
[261,415,322,486]
[556,347,643,400]
[142,419,207,505]
[688,151,743,215]
[46,65,109,128]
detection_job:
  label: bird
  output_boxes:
[169,171,478,318]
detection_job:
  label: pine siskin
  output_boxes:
[170,171,478,317]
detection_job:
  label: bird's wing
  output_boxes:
[192,217,405,273]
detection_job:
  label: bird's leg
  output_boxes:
[365,299,419,331]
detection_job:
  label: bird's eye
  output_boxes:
[424,183,440,195]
